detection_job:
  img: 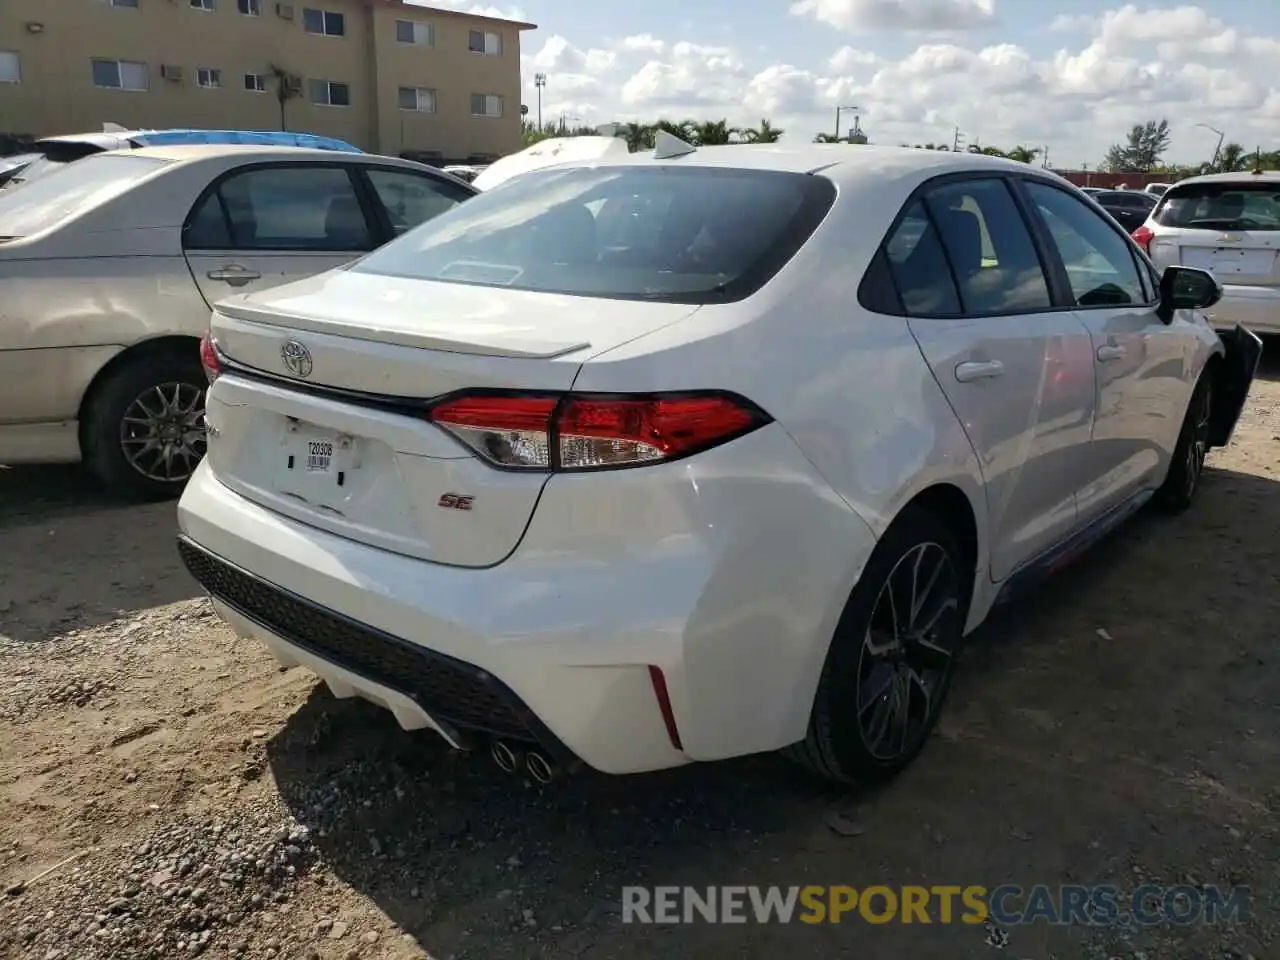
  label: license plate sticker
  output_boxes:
[306,438,334,473]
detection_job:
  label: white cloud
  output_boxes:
[520,5,1280,165]
[621,34,665,54]
[790,0,997,32]
[408,0,528,21]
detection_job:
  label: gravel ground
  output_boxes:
[1,355,1277,960]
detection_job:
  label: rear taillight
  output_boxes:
[199,334,221,383]
[428,391,770,471]
[1131,224,1154,254]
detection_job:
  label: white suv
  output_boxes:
[1134,170,1280,334]
[177,144,1262,785]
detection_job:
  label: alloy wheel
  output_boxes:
[1185,384,1212,499]
[119,381,208,484]
[855,541,961,761]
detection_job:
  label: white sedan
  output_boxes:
[0,145,476,498]
[176,141,1262,785]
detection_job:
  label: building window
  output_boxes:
[0,52,19,84]
[470,93,502,117]
[238,0,261,14]
[190,0,216,10]
[468,29,502,55]
[244,72,267,92]
[395,19,433,45]
[197,68,222,88]
[91,58,148,91]
[308,78,350,106]
[398,86,436,112]
[302,8,345,36]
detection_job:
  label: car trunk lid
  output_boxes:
[206,269,700,566]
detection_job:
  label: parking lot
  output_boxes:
[0,356,1277,960]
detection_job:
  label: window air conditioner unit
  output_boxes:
[276,3,295,19]
[161,64,184,82]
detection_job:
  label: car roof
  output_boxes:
[581,143,1059,184]
[1169,170,1280,187]
[112,144,399,164]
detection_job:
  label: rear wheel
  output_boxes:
[784,506,968,785]
[1154,374,1212,514]
[82,350,208,501]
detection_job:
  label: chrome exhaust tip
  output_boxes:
[525,750,555,785]
[490,740,518,773]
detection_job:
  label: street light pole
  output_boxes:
[534,73,546,132]
[835,104,859,140]
[1196,122,1225,171]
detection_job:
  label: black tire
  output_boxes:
[81,348,208,502]
[784,506,970,785]
[1154,374,1212,514]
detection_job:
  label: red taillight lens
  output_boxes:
[428,391,769,471]
[199,334,221,383]
[1131,225,1154,254]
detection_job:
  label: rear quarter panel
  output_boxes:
[575,164,993,629]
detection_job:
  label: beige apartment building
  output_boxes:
[0,0,535,162]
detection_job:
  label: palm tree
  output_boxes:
[968,145,1007,158]
[691,119,736,146]
[1213,142,1248,173]
[620,122,653,152]
[1005,145,1041,164]
[743,119,783,143]
[813,133,842,143]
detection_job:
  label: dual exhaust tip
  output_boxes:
[490,739,556,784]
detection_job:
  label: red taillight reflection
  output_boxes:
[1131,225,1154,254]
[199,334,221,383]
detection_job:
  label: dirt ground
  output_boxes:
[1,355,1277,960]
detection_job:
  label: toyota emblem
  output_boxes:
[280,340,313,378]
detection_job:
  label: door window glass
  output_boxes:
[184,165,371,251]
[924,178,1052,314]
[883,199,962,315]
[1024,181,1147,307]
[364,168,470,236]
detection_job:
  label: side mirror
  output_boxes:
[1157,265,1223,324]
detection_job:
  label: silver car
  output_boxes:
[0,144,476,499]
[1134,170,1280,334]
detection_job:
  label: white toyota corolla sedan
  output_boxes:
[177,140,1262,785]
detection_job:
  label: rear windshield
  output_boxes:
[351,165,836,303]
[1154,181,1280,231]
[0,154,169,237]
[5,142,105,188]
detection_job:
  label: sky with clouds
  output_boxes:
[421,0,1280,169]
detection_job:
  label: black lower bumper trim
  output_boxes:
[176,536,575,762]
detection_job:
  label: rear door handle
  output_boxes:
[1096,344,1126,362]
[206,265,261,285]
[954,360,1004,382]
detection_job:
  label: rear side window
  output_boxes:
[184,165,373,251]
[923,178,1052,314]
[351,165,836,304]
[1155,181,1280,231]
[0,154,168,237]
[364,167,472,236]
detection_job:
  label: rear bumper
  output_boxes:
[176,424,878,775]
[1205,285,1280,335]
